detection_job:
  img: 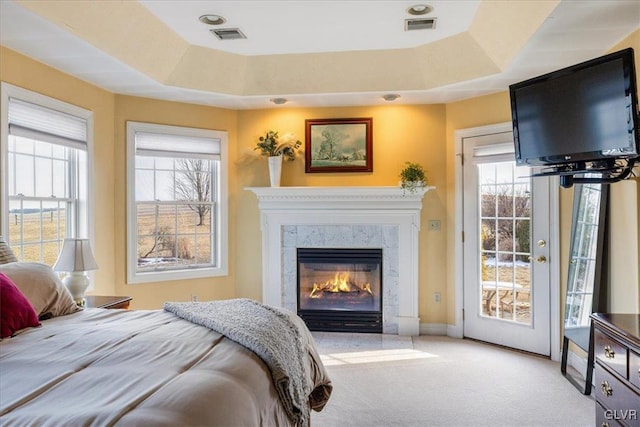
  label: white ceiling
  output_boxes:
[1,0,639,109]
[139,0,481,56]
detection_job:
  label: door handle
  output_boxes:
[529,255,547,264]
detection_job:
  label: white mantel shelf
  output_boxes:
[246,185,434,336]
[246,186,434,211]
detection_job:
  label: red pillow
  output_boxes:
[1,272,41,338]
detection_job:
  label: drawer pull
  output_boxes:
[603,345,615,359]
[602,423,610,427]
[600,380,613,397]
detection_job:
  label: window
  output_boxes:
[126,122,228,283]
[1,83,93,266]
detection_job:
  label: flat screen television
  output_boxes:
[509,48,639,173]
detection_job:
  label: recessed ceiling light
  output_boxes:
[407,4,433,15]
[270,98,288,105]
[199,14,226,25]
[382,94,400,102]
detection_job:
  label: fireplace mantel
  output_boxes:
[246,186,433,336]
[247,186,431,211]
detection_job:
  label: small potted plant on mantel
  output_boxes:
[254,130,301,187]
[399,161,427,194]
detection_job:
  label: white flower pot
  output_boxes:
[399,180,425,194]
[268,155,283,187]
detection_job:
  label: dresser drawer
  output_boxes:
[630,350,640,392]
[595,329,628,379]
[595,365,640,426]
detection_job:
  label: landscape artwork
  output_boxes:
[305,118,373,173]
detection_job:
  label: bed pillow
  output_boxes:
[0,262,81,318]
[0,272,41,338]
[0,236,18,264]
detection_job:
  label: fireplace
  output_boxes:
[247,186,432,335]
[297,248,382,333]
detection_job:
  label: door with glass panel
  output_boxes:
[462,132,551,356]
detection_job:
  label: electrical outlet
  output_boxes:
[434,292,441,303]
[428,220,441,231]
[191,295,198,302]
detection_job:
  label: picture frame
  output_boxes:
[305,117,373,173]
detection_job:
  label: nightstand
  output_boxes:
[85,295,132,310]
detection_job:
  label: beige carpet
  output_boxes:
[310,333,593,427]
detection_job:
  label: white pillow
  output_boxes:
[0,262,81,318]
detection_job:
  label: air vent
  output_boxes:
[405,18,437,31]
[210,28,246,40]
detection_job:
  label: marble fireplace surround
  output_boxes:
[247,186,432,336]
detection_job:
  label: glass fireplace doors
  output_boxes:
[297,248,382,333]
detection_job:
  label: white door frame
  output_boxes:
[453,122,561,361]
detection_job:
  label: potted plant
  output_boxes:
[399,162,426,193]
[254,130,301,160]
[254,130,301,187]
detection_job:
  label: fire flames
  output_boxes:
[309,271,373,298]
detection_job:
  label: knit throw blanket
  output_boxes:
[164,298,311,427]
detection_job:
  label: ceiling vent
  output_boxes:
[405,18,437,31]
[210,28,246,40]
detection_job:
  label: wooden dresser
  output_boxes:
[591,313,640,427]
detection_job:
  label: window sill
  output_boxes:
[127,266,228,284]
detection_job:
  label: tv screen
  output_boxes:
[510,48,639,170]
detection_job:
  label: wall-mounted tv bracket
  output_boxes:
[560,158,637,188]
[530,158,637,188]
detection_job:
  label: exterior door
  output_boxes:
[462,131,552,356]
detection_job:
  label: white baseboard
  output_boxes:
[398,316,420,336]
[419,323,448,336]
[447,323,463,338]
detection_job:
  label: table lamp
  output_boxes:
[53,238,98,306]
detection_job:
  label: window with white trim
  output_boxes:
[1,83,93,266]
[126,122,228,283]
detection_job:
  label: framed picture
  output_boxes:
[305,117,373,173]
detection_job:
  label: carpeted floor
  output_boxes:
[310,333,593,427]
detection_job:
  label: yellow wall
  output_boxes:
[443,93,579,326]
[2,27,639,323]
[442,30,640,326]
[607,30,640,312]
[442,92,592,329]
[0,47,117,297]
[112,95,239,308]
[444,92,515,324]
[235,105,449,323]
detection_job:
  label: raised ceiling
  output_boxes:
[1,0,639,109]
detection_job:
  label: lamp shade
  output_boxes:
[53,238,98,272]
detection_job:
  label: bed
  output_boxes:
[0,261,332,427]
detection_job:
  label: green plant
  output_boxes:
[399,162,426,193]
[254,130,301,161]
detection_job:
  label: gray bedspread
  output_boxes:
[164,298,313,427]
[0,306,332,426]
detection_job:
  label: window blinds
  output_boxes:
[135,131,221,160]
[8,98,88,150]
[473,142,515,158]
